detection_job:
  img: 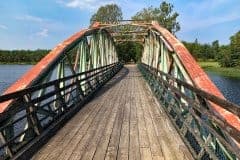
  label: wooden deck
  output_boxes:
[33,65,193,160]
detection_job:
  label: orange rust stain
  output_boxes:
[152,22,240,132]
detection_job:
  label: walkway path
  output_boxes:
[33,65,192,160]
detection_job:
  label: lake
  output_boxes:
[206,71,240,105]
[0,65,239,105]
[0,64,33,94]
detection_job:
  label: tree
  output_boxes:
[132,1,180,34]
[116,42,143,63]
[0,49,49,63]
[218,45,231,67]
[212,40,219,60]
[199,44,211,60]
[229,31,240,67]
[90,4,123,24]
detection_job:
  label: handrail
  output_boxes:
[0,27,118,113]
[0,63,122,159]
[140,63,240,160]
[0,63,116,104]
[143,63,240,118]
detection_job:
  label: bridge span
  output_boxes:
[33,65,192,160]
[0,21,240,159]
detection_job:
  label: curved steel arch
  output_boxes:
[0,20,239,159]
[1,21,239,131]
[148,21,240,131]
[0,28,118,113]
[141,21,240,159]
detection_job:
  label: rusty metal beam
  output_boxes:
[110,31,147,34]
[111,33,148,37]
[114,39,144,42]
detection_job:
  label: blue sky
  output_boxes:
[0,0,240,49]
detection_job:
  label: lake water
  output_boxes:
[206,71,240,105]
[0,65,33,94]
[0,65,239,105]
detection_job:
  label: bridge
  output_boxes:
[0,20,240,160]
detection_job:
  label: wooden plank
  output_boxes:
[92,79,126,159]
[54,83,121,159]
[104,102,124,160]
[136,90,150,149]
[138,81,164,160]
[140,147,153,160]
[66,79,124,160]
[33,69,124,160]
[104,72,131,160]
[33,65,193,160]
[129,72,141,160]
[82,79,126,159]
[116,72,132,160]
[33,103,93,160]
[139,77,193,160]
[67,96,112,159]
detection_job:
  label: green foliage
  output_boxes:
[183,39,218,61]
[215,31,240,67]
[132,1,180,33]
[90,4,123,24]
[198,61,240,79]
[229,31,240,67]
[0,49,49,64]
[217,45,231,67]
[212,40,219,58]
[184,31,240,68]
[116,42,143,63]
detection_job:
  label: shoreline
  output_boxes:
[198,61,240,79]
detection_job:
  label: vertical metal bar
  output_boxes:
[54,83,67,113]
[66,54,84,101]
[0,131,13,158]
[23,94,42,136]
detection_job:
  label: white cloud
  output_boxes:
[59,0,116,10]
[36,28,49,37]
[0,24,8,30]
[16,14,45,23]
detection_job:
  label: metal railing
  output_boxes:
[139,63,240,160]
[0,62,122,159]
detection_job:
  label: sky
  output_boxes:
[0,0,240,50]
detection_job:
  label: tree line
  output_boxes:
[183,30,240,67]
[90,2,240,68]
[0,49,50,63]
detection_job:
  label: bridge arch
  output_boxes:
[0,20,239,159]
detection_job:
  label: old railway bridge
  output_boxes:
[0,21,239,160]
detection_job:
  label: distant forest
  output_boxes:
[0,49,50,64]
[183,30,240,68]
[0,31,239,67]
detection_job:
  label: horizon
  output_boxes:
[0,0,240,50]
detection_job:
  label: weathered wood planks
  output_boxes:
[33,65,192,160]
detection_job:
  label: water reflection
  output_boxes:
[207,71,240,105]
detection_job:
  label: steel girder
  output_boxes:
[0,20,239,160]
[141,22,240,159]
[0,29,118,113]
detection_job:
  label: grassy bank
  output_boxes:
[198,61,240,79]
